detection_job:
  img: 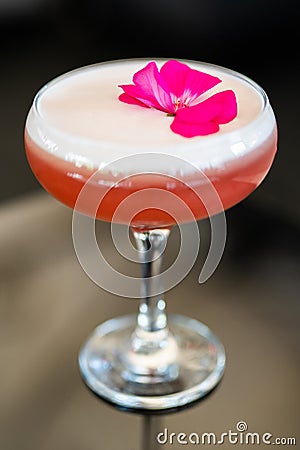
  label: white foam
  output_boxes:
[26,59,276,174]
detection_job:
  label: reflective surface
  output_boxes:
[0,192,299,449]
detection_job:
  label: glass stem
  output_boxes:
[123,228,178,383]
[132,228,170,333]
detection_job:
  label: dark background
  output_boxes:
[1,0,299,221]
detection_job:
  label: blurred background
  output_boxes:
[0,1,299,449]
[1,0,299,213]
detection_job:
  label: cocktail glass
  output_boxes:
[24,59,277,410]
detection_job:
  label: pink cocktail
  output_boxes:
[24,59,277,410]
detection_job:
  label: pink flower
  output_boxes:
[118,60,237,138]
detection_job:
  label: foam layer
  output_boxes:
[26,59,276,174]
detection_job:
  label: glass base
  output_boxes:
[79,314,225,410]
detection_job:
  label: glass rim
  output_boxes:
[30,57,272,153]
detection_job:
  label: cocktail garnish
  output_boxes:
[118,60,237,138]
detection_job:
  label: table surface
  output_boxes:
[0,191,299,449]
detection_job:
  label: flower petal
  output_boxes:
[133,62,173,113]
[211,90,237,123]
[175,90,237,124]
[170,90,238,137]
[119,84,160,109]
[160,60,221,104]
[160,60,190,98]
[118,93,149,108]
[170,118,219,137]
[184,69,222,102]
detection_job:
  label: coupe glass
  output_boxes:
[24,59,277,410]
